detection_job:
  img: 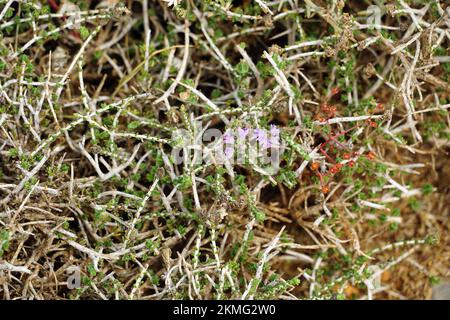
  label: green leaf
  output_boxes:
[79,26,90,40]
[128,121,140,130]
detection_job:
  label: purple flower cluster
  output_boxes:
[222,125,281,158]
[223,130,235,158]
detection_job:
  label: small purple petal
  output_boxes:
[270,124,280,137]
[224,146,234,158]
[253,128,267,141]
[223,131,235,144]
[237,127,249,140]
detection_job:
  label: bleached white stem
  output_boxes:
[0,262,32,274]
